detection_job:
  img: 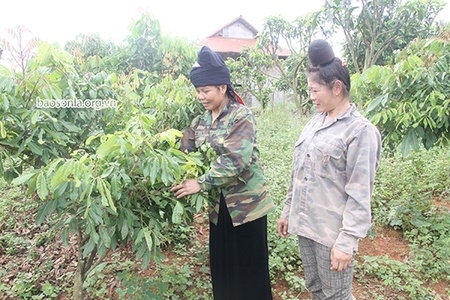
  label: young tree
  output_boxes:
[325,0,445,73]
[352,38,450,156]
[227,46,274,112]
[124,12,197,81]
[258,13,332,114]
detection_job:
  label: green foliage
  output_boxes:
[0,183,65,299]
[64,33,127,75]
[353,38,450,156]
[355,255,435,299]
[228,46,274,111]
[2,7,450,298]
[0,40,122,181]
[13,110,212,264]
[371,147,450,280]
[115,227,212,300]
[124,12,197,80]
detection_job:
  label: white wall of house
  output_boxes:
[220,21,254,39]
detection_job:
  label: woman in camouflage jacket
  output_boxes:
[171,46,275,300]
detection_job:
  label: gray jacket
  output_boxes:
[281,104,381,254]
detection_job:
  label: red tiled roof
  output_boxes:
[199,36,256,53]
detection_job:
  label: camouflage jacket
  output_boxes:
[281,104,381,254]
[181,100,275,226]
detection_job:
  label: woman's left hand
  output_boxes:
[170,179,201,198]
[330,247,353,272]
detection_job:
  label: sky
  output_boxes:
[0,0,323,46]
[1,0,450,49]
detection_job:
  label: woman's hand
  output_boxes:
[330,247,353,272]
[277,218,290,238]
[170,179,201,198]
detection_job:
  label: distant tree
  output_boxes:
[258,13,332,114]
[227,46,274,112]
[0,25,40,81]
[325,0,445,73]
[124,12,197,81]
[64,33,126,74]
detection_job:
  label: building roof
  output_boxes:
[200,36,256,53]
[207,15,259,38]
[199,16,290,59]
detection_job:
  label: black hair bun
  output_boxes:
[308,39,335,67]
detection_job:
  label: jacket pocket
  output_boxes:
[313,139,346,179]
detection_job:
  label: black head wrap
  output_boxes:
[190,46,231,87]
[308,39,335,67]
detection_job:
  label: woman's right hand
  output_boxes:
[277,218,290,238]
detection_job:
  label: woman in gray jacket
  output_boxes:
[277,40,381,300]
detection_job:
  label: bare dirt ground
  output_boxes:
[1,200,449,300]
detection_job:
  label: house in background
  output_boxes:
[198,16,290,107]
[199,15,290,60]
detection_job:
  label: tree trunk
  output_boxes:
[72,226,86,300]
[72,260,85,300]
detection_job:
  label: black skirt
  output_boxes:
[209,194,273,300]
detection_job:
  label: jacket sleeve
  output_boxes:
[180,126,197,153]
[281,164,295,220]
[333,124,381,254]
[198,110,256,190]
[181,116,200,153]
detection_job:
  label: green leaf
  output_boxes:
[0,121,6,138]
[102,180,117,213]
[99,226,111,247]
[366,94,387,113]
[86,134,101,145]
[135,228,144,246]
[97,178,108,208]
[35,200,57,225]
[120,218,129,239]
[160,157,171,186]
[36,173,49,200]
[159,129,182,147]
[172,201,184,224]
[110,175,122,199]
[82,238,96,258]
[101,166,115,178]
[61,227,69,247]
[51,160,73,189]
[28,142,43,156]
[12,172,36,186]
[97,135,119,158]
[143,227,153,252]
[97,243,107,259]
[149,157,160,186]
[31,111,39,125]
[195,193,204,213]
[401,129,420,157]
